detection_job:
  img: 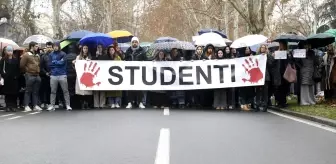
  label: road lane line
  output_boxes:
[0,113,15,117]
[27,112,41,115]
[155,128,170,164]
[269,110,336,133]
[163,108,169,116]
[5,116,23,120]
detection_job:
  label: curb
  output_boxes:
[269,106,336,128]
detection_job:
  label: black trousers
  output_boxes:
[5,94,18,108]
[275,82,290,106]
[151,92,168,107]
[240,87,255,105]
[228,88,240,108]
[256,81,269,109]
[39,77,50,104]
[127,91,143,104]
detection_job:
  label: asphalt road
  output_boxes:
[0,108,335,164]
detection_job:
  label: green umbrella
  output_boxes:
[60,40,76,49]
[306,33,335,48]
[324,29,336,37]
[140,42,152,47]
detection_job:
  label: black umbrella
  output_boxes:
[305,33,335,48]
[273,34,306,42]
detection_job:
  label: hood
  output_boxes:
[203,44,215,56]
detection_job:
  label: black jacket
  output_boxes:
[64,52,77,77]
[40,53,51,77]
[125,46,147,61]
[0,58,20,95]
[192,54,208,60]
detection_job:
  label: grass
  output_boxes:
[284,97,336,120]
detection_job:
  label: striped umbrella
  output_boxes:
[0,38,20,50]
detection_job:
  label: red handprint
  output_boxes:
[242,57,264,83]
[80,61,101,88]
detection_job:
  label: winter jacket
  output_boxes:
[20,51,40,75]
[48,50,67,76]
[40,53,51,77]
[64,52,77,77]
[125,46,147,61]
[0,58,20,95]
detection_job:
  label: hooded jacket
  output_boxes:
[48,43,67,76]
[125,46,147,61]
[203,44,216,60]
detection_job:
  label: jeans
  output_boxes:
[24,74,41,106]
[108,97,121,105]
[50,75,70,106]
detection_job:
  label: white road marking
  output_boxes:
[269,110,336,133]
[0,113,15,118]
[5,116,23,120]
[163,108,169,116]
[155,128,170,164]
[27,112,41,115]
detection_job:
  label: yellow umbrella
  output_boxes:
[107,30,133,43]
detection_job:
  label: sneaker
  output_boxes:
[55,105,59,109]
[139,102,145,109]
[41,103,45,108]
[66,105,72,111]
[46,105,55,111]
[111,104,115,108]
[24,106,32,112]
[34,105,43,111]
[115,104,120,108]
[126,102,132,109]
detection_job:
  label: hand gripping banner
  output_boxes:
[75,55,267,90]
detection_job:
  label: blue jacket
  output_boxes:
[48,50,67,76]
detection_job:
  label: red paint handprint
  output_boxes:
[80,61,101,88]
[242,57,264,83]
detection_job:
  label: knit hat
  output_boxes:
[131,37,139,43]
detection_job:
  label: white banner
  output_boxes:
[75,55,267,90]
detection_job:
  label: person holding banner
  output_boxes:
[240,47,256,111]
[169,48,186,109]
[102,45,122,109]
[124,37,147,109]
[73,45,93,109]
[191,46,207,107]
[92,44,106,109]
[213,49,229,110]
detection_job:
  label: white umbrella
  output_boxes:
[194,33,226,47]
[0,38,20,50]
[23,35,54,46]
[230,34,268,49]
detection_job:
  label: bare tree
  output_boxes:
[51,0,67,39]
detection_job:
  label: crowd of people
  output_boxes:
[0,36,335,113]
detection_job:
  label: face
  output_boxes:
[327,44,334,52]
[232,48,236,53]
[132,40,139,48]
[207,47,213,53]
[82,46,88,54]
[109,47,115,55]
[172,49,178,56]
[5,48,13,56]
[116,47,121,52]
[245,47,251,54]
[260,45,267,53]
[97,45,103,52]
[159,52,165,59]
[33,45,39,52]
[225,47,230,54]
[196,47,202,55]
[54,45,59,51]
[217,50,223,58]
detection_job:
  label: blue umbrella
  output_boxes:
[118,43,130,52]
[198,29,227,38]
[79,33,114,48]
[154,37,178,43]
[66,30,94,40]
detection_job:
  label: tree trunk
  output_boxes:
[23,0,36,35]
[52,0,66,39]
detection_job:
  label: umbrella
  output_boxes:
[65,30,94,40]
[194,33,226,47]
[140,42,153,47]
[273,34,306,42]
[150,42,183,50]
[179,41,196,50]
[79,33,114,48]
[60,40,76,49]
[268,42,280,48]
[118,43,130,52]
[324,29,336,37]
[198,28,227,38]
[23,35,54,46]
[0,38,20,50]
[154,37,178,43]
[306,33,335,48]
[230,34,268,49]
[107,30,133,43]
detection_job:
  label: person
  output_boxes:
[213,49,229,110]
[0,46,20,112]
[92,44,106,109]
[240,47,256,111]
[228,48,240,109]
[20,41,43,112]
[64,44,78,108]
[101,46,122,108]
[296,44,316,106]
[169,48,185,108]
[73,45,93,109]
[46,42,72,111]
[255,44,272,112]
[323,44,336,105]
[39,42,53,108]
[204,44,215,60]
[124,37,147,109]
[149,51,169,108]
[191,46,207,107]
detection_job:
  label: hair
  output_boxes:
[245,47,252,56]
[216,49,225,59]
[46,42,53,47]
[2,46,15,59]
[79,45,91,60]
[223,46,231,58]
[257,44,269,55]
[279,41,288,50]
[29,41,38,50]
[107,46,116,59]
[155,50,166,61]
